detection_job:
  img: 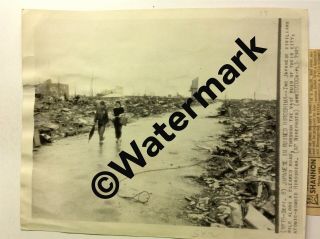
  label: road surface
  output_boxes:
[32,102,224,226]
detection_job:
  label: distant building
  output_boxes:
[190,77,199,96]
[35,79,69,99]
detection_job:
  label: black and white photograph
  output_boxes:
[20,8,308,239]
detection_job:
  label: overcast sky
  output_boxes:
[23,10,278,99]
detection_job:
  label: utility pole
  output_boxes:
[90,73,94,97]
[57,77,61,97]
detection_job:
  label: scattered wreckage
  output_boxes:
[185,99,276,230]
[33,95,185,147]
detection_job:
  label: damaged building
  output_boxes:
[35,79,69,99]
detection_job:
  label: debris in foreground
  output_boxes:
[184,99,276,230]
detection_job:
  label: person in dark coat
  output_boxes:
[94,101,109,143]
[113,101,125,143]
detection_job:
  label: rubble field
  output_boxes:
[184,99,277,230]
[33,95,187,145]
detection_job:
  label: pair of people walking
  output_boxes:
[94,100,124,144]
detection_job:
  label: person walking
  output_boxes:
[113,101,125,143]
[94,101,109,144]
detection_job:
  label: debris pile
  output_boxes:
[34,96,97,144]
[123,96,185,118]
[185,99,276,230]
[34,95,186,145]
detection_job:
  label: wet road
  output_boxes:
[32,102,224,225]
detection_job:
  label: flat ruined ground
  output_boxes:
[32,103,224,225]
